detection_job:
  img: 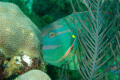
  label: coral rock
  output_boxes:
[0,2,44,78]
[16,70,51,80]
[0,2,42,58]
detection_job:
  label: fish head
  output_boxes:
[41,15,78,69]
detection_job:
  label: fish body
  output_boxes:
[41,11,112,70]
[41,13,83,70]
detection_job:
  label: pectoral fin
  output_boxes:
[56,38,76,63]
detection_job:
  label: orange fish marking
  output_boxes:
[56,38,76,63]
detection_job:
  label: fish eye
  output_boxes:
[48,30,55,38]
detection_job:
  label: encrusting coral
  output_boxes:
[0,1,45,78]
[16,70,51,80]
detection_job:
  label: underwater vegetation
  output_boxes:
[64,0,119,80]
[32,0,88,28]
[32,0,87,19]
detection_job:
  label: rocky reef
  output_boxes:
[16,70,51,80]
[0,2,45,79]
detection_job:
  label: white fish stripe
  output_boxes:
[43,45,62,50]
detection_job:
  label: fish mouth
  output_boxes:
[43,38,76,64]
[55,38,75,63]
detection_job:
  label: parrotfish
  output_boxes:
[41,11,116,71]
[40,12,87,70]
